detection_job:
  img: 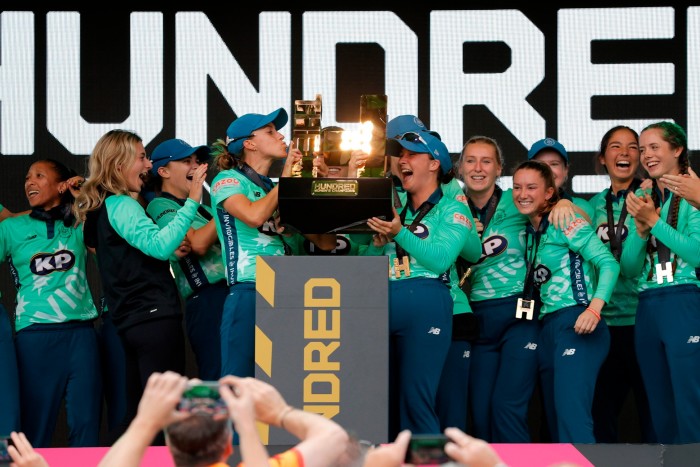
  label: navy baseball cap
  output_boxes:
[150,139,211,175]
[386,115,441,140]
[387,131,452,174]
[527,137,568,164]
[225,108,288,155]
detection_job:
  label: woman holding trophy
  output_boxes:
[364,130,472,438]
[209,108,336,378]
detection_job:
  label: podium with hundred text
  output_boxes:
[255,255,389,445]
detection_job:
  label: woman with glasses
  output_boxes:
[364,130,472,438]
[512,159,617,443]
[209,108,336,379]
[621,121,700,443]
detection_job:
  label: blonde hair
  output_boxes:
[74,129,143,222]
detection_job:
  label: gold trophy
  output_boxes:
[292,94,322,177]
[358,94,387,177]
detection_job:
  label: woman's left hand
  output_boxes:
[366,207,401,239]
[574,309,599,335]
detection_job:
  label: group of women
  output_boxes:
[1,113,699,447]
[454,122,700,445]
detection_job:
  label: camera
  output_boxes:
[404,434,450,465]
[177,381,228,417]
[0,435,15,465]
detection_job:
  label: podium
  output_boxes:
[255,255,389,444]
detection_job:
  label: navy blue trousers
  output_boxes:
[0,304,20,434]
[388,278,452,438]
[539,306,609,443]
[185,282,226,380]
[469,295,540,442]
[220,282,256,378]
[15,321,102,447]
[635,284,700,443]
[435,339,471,431]
[592,324,653,443]
[96,311,126,443]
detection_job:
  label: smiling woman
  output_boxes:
[0,159,101,448]
[145,139,226,381]
[74,130,208,441]
[511,159,619,443]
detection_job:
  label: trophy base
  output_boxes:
[278,177,394,233]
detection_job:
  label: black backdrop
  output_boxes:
[0,2,695,446]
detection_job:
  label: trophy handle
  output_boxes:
[292,94,322,177]
[359,94,387,177]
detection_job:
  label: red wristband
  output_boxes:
[585,307,601,322]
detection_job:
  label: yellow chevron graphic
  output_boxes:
[257,257,275,307]
[255,326,273,377]
[257,420,269,444]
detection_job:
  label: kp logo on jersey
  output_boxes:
[595,223,628,243]
[478,235,507,263]
[30,250,75,275]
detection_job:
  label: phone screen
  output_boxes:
[177,381,228,416]
[404,434,449,465]
[0,436,14,465]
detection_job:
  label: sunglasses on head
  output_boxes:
[399,131,430,146]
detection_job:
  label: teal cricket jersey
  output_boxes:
[147,196,226,299]
[533,214,619,317]
[590,187,639,326]
[210,168,301,284]
[442,179,483,314]
[0,214,97,331]
[620,190,700,291]
[469,189,529,302]
[362,188,472,281]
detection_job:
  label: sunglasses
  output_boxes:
[399,131,431,147]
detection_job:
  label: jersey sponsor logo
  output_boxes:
[688,336,700,343]
[562,348,576,356]
[563,217,586,237]
[212,177,238,193]
[455,194,468,206]
[30,250,76,275]
[479,235,507,263]
[304,235,351,255]
[533,264,551,285]
[427,327,441,335]
[463,350,470,358]
[524,342,537,350]
[259,219,280,237]
[453,212,472,229]
[410,223,429,239]
[595,223,629,243]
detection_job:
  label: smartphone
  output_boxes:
[177,381,228,416]
[0,435,14,465]
[404,434,450,465]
